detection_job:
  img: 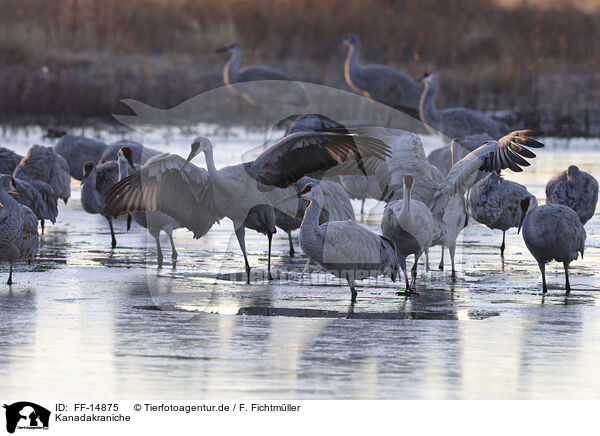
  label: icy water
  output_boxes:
[0,126,599,399]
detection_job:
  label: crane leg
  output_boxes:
[564,262,571,295]
[287,231,295,257]
[500,231,506,257]
[538,261,547,293]
[396,256,410,294]
[167,230,178,262]
[152,232,163,268]
[41,219,45,234]
[267,232,274,281]
[438,245,445,270]
[361,199,365,217]
[7,263,13,285]
[107,217,117,248]
[449,244,456,279]
[347,278,357,303]
[411,253,422,291]
[425,249,430,272]
[235,226,251,284]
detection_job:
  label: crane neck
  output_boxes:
[344,43,366,93]
[419,80,440,127]
[117,158,129,181]
[400,184,411,220]
[224,50,241,85]
[202,146,228,192]
[300,198,324,239]
[81,170,103,213]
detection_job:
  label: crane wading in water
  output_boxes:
[105,132,391,284]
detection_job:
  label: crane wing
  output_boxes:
[249,131,391,189]
[431,130,544,214]
[323,127,443,205]
[104,153,221,238]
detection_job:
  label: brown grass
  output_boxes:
[0,0,598,135]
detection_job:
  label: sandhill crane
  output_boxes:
[419,73,509,141]
[275,176,356,256]
[53,135,108,180]
[117,147,181,267]
[105,132,390,283]
[298,182,398,303]
[215,44,308,107]
[100,140,160,166]
[10,177,58,233]
[520,200,585,294]
[13,144,71,204]
[341,34,422,116]
[81,160,120,248]
[382,174,434,292]
[324,127,544,277]
[0,176,39,284]
[546,165,598,225]
[0,148,23,174]
[469,172,537,256]
[427,133,492,176]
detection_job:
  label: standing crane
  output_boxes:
[341,34,422,117]
[298,182,399,303]
[546,165,598,225]
[0,176,39,284]
[520,200,586,294]
[216,44,308,107]
[419,73,509,141]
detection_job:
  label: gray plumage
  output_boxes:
[381,175,434,292]
[342,34,422,116]
[216,44,307,107]
[10,177,58,233]
[105,133,390,283]
[546,165,598,225]
[0,175,39,284]
[299,182,398,303]
[0,147,23,174]
[100,140,160,166]
[419,73,509,141]
[53,135,108,180]
[13,144,71,203]
[275,176,355,256]
[469,172,537,256]
[81,160,120,248]
[427,133,492,176]
[117,147,182,267]
[521,202,586,294]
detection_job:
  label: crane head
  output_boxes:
[403,174,414,189]
[517,196,535,234]
[299,182,324,206]
[341,33,359,47]
[118,147,135,168]
[0,175,19,195]
[184,137,212,169]
[420,72,436,86]
[82,161,96,179]
[215,44,239,54]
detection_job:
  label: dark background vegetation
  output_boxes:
[0,0,598,135]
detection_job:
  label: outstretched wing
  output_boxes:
[323,127,443,206]
[104,153,221,238]
[249,131,391,189]
[432,130,544,214]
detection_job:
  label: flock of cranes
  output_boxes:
[0,34,598,303]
